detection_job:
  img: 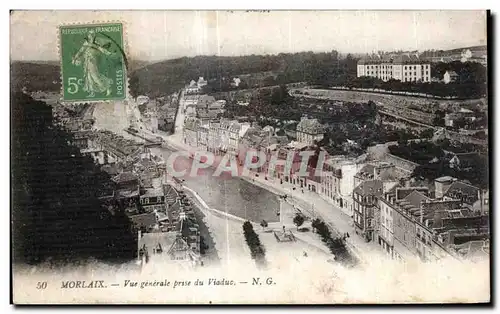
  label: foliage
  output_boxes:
[129,51,357,97]
[432,110,446,126]
[293,214,305,230]
[341,74,486,99]
[242,221,266,266]
[388,141,445,164]
[11,92,137,265]
[419,129,435,139]
[199,236,209,254]
[411,152,489,189]
[11,62,61,92]
[311,218,355,266]
[431,61,487,84]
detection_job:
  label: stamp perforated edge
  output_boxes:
[56,20,132,105]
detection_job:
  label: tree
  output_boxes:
[242,220,266,266]
[199,236,210,254]
[419,128,435,139]
[433,110,446,127]
[260,220,268,231]
[11,91,137,265]
[129,74,140,99]
[293,214,305,231]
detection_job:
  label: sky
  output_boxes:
[10,10,487,62]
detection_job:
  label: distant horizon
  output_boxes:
[10,42,488,64]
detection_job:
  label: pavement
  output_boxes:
[245,174,391,266]
[139,89,391,267]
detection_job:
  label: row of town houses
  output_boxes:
[182,115,490,263]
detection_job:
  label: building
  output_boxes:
[197,77,208,88]
[185,105,197,117]
[196,95,216,110]
[197,125,209,151]
[460,47,488,66]
[137,95,150,106]
[231,77,241,87]
[441,179,487,213]
[197,109,220,124]
[137,185,203,267]
[443,70,459,84]
[357,53,431,83]
[88,130,144,165]
[296,116,325,145]
[112,171,141,215]
[139,183,166,214]
[184,95,200,106]
[376,179,489,263]
[390,188,431,261]
[130,212,157,233]
[208,100,226,114]
[207,121,221,154]
[353,161,401,189]
[183,117,200,147]
[185,80,201,95]
[352,180,384,242]
[208,119,251,155]
[320,155,363,216]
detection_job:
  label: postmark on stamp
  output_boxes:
[59,22,127,102]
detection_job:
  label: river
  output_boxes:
[150,147,280,223]
[92,101,281,223]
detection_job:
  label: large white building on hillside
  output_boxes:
[357,54,431,83]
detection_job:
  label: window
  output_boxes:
[144,198,150,205]
[157,196,162,203]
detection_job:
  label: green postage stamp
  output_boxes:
[59,22,127,102]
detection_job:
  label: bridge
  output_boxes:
[124,128,163,146]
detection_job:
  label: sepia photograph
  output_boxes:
[10,10,490,304]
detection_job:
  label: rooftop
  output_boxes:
[403,190,431,209]
[113,171,139,184]
[354,179,384,197]
[184,117,201,130]
[142,184,165,198]
[130,212,157,230]
[435,176,456,183]
[138,231,178,256]
[444,181,480,204]
[358,53,429,65]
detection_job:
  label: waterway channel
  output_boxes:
[150,147,281,223]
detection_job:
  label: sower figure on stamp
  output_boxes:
[72,30,114,97]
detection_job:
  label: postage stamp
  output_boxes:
[59,22,127,102]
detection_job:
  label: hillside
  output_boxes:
[11,61,61,92]
[10,59,152,93]
[130,51,358,97]
[130,54,285,97]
